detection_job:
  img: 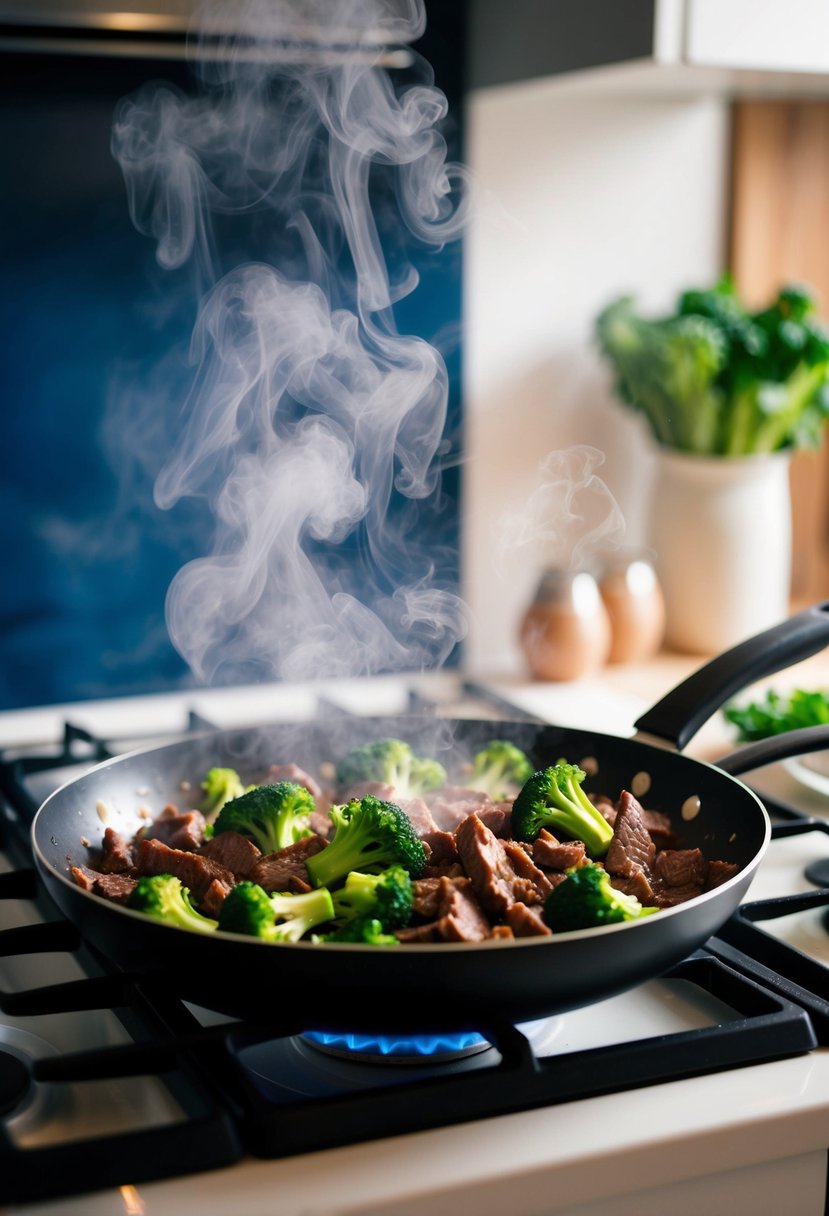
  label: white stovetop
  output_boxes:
[3,657,829,1216]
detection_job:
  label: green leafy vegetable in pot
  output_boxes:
[544,863,658,933]
[511,761,614,858]
[213,780,315,854]
[217,881,335,942]
[595,277,829,455]
[724,687,829,742]
[305,794,428,889]
[334,738,447,799]
[127,874,219,934]
[468,739,534,801]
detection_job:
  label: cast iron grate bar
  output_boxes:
[715,889,829,1042]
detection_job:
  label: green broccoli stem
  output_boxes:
[752,362,828,453]
[306,819,383,888]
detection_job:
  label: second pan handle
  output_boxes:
[633,602,829,752]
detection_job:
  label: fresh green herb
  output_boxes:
[595,277,829,455]
[724,688,829,742]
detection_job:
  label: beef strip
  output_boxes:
[134,837,234,905]
[455,813,550,915]
[252,834,328,893]
[266,763,322,799]
[505,901,552,938]
[475,806,513,838]
[707,859,740,888]
[650,882,704,908]
[425,786,494,832]
[396,876,491,943]
[608,869,656,905]
[98,828,135,874]
[70,865,137,905]
[605,790,656,879]
[653,848,708,889]
[395,796,439,836]
[199,830,262,881]
[142,805,206,852]
[419,829,458,867]
[532,830,587,872]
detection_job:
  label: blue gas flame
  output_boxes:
[303,1030,486,1058]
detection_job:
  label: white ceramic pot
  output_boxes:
[648,449,792,655]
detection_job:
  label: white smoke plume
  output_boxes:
[498,446,627,575]
[111,0,469,685]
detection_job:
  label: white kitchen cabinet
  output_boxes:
[468,0,829,96]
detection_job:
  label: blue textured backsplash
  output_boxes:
[0,13,463,710]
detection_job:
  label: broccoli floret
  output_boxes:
[320,916,400,946]
[511,761,614,857]
[469,740,534,800]
[213,781,314,854]
[331,864,413,929]
[305,794,427,888]
[217,880,334,942]
[199,766,247,820]
[126,874,218,934]
[335,738,446,799]
[543,863,658,932]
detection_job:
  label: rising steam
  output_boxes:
[111,0,469,684]
[499,446,627,574]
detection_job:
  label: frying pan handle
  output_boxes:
[633,601,829,752]
[715,723,829,776]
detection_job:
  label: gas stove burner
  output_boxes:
[300,1029,491,1064]
[0,1047,30,1115]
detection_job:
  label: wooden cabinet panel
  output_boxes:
[729,99,829,602]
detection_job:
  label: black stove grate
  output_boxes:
[0,902,819,1203]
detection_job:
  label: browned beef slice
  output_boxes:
[431,877,492,942]
[426,786,493,832]
[532,830,587,872]
[501,841,554,903]
[200,878,230,919]
[412,877,444,919]
[455,814,546,915]
[605,790,656,878]
[252,834,328,893]
[608,869,655,905]
[706,859,739,889]
[420,829,458,867]
[143,805,206,851]
[98,827,135,873]
[475,806,513,838]
[135,837,234,903]
[421,861,465,881]
[199,830,262,881]
[505,902,552,938]
[641,810,676,849]
[395,921,443,943]
[650,882,703,908]
[70,866,136,905]
[309,809,334,838]
[266,763,322,799]
[395,796,438,836]
[654,848,708,888]
[400,875,491,944]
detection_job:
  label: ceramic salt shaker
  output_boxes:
[519,569,612,681]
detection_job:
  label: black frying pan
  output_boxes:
[31,604,829,1034]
